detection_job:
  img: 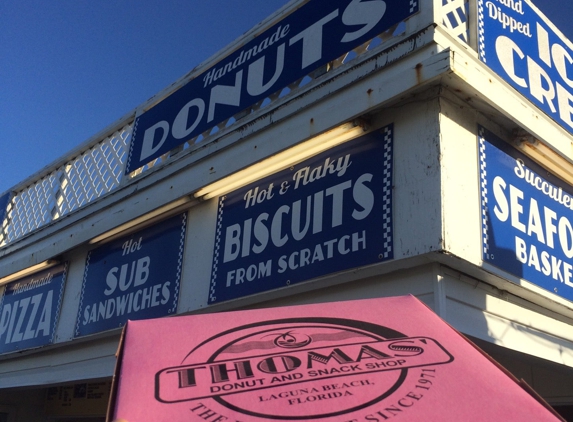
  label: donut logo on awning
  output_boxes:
[155,318,454,420]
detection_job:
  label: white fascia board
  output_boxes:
[0,335,119,388]
[434,27,573,161]
[433,251,573,322]
[432,28,573,316]
[442,268,573,367]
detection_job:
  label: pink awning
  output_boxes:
[110,295,563,421]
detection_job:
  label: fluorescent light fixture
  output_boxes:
[0,259,60,286]
[89,196,192,245]
[194,122,366,200]
[514,130,573,186]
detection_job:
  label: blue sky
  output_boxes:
[0,0,572,195]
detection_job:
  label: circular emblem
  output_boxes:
[156,317,452,420]
[271,331,312,349]
[156,317,453,422]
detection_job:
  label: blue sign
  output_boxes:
[478,0,573,135]
[125,0,418,173]
[0,263,67,354]
[480,125,573,301]
[75,213,187,337]
[209,127,394,304]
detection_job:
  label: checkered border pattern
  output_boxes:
[410,0,419,13]
[0,284,5,324]
[75,251,91,337]
[170,213,187,314]
[209,195,226,303]
[382,124,394,259]
[478,126,490,258]
[51,262,69,344]
[478,0,486,62]
[126,119,138,175]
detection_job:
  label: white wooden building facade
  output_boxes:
[1,0,573,420]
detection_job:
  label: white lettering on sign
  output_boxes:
[138,0,388,162]
[104,256,151,296]
[223,173,374,264]
[513,159,573,211]
[82,282,171,326]
[122,237,143,256]
[341,0,387,43]
[244,184,276,209]
[514,235,573,286]
[83,234,176,326]
[491,160,573,286]
[292,154,352,189]
[203,25,291,88]
[0,291,53,344]
[491,11,573,130]
[486,1,530,36]
[11,272,53,295]
[276,230,367,274]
